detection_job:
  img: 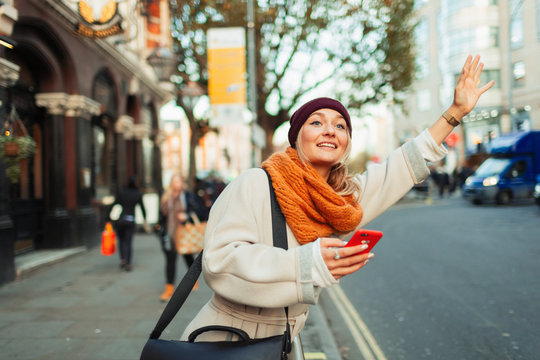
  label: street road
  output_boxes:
[321,195,540,360]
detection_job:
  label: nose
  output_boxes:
[323,123,336,136]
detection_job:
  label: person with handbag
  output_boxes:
[107,175,148,272]
[176,56,493,345]
[158,174,204,301]
[141,56,493,360]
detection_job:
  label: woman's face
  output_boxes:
[171,176,184,192]
[297,108,349,178]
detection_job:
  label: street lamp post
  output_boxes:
[146,47,176,82]
[179,81,204,112]
[247,0,258,167]
[507,0,523,132]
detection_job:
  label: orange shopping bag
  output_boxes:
[101,222,116,256]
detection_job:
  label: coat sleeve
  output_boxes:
[201,169,314,308]
[355,140,430,227]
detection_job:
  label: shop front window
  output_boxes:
[142,137,153,187]
[141,105,154,188]
[92,70,117,199]
[93,125,111,199]
[512,61,525,88]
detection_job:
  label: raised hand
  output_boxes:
[452,55,495,118]
[428,55,495,145]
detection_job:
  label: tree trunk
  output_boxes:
[261,129,276,162]
[259,108,290,161]
[178,100,201,192]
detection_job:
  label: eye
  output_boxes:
[336,123,346,130]
[309,120,321,126]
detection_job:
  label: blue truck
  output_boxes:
[462,131,540,205]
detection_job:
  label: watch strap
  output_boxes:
[442,111,461,127]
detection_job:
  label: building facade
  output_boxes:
[0,0,173,285]
[405,0,540,170]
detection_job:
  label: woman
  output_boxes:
[158,174,203,301]
[108,175,147,272]
[181,56,494,344]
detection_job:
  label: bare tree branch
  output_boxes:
[169,0,416,164]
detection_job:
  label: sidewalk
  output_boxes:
[0,232,342,360]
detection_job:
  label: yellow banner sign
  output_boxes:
[208,46,246,105]
[207,27,247,126]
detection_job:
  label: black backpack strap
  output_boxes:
[264,169,288,250]
[264,169,292,355]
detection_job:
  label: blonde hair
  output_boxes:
[161,174,185,206]
[295,128,361,201]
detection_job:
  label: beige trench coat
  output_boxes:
[181,140,430,343]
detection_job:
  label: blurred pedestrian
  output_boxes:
[108,175,148,272]
[195,172,227,221]
[435,167,450,198]
[158,174,203,302]
[180,55,494,347]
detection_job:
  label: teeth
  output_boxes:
[318,143,336,148]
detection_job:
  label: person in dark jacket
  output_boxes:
[108,176,147,271]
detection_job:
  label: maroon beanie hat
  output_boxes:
[288,97,351,148]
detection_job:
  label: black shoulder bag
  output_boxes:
[140,170,292,360]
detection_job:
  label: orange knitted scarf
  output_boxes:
[262,147,363,244]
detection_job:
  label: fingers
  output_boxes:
[453,55,494,115]
[327,249,373,271]
[462,54,472,75]
[319,237,375,279]
[462,54,482,81]
[330,253,374,279]
[470,56,495,92]
[470,55,481,75]
[479,80,495,94]
[461,55,495,91]
[473,61,483,83]
[320,237,346,249]
[332,243,367,259]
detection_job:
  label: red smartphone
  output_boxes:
[344,229,383,255]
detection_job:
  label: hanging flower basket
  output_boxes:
[0,135,36,159]
[4,141,19,157]
[1,108,37,183]
[0,136,37,183]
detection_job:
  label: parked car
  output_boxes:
[462,131,540,205]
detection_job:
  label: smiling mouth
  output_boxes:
[317,142,337,149]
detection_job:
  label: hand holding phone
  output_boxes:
[344,229,383,255]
